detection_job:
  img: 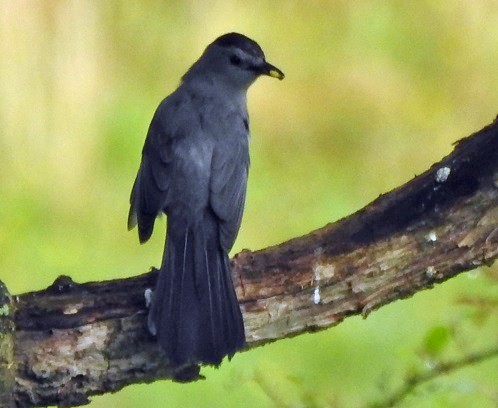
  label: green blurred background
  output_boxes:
[1,1,498,407]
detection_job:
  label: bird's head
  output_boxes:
[183,33,284,90]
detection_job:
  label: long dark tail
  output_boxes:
[148,218,246,368]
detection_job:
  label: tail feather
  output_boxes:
[200,240,217,350]
[148,220,246,368]
[221,254,246,355]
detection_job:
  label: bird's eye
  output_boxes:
[230,55,242,66]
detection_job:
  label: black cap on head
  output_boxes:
[212,33,265,60]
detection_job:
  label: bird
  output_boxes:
[128,33,284,369]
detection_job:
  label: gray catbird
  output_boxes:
[128,33,284,368]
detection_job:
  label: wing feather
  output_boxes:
[210,137,249,251]
[129,99,175,243]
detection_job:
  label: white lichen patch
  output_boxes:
[144,288,153,308]
[313,286,321,304]
[435,166,451,183]
[425,231,438,242]
[76,323,109,352]
[62,306,79,315]
[312,262,336,283]
[425,266,436,278]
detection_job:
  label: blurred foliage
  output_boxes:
[1,1,498,407]
[421,325,453,359]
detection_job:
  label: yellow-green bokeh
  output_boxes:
[1,2,497,407]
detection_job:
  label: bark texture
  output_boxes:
[0,281,15,408]
[5,117,498,406]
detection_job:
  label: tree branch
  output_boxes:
[4,117,498,407]
[370,345,498,407]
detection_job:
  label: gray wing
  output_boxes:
[210,136,249,251]
[128,100,175,243]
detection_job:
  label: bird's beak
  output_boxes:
[260,61,285,80]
